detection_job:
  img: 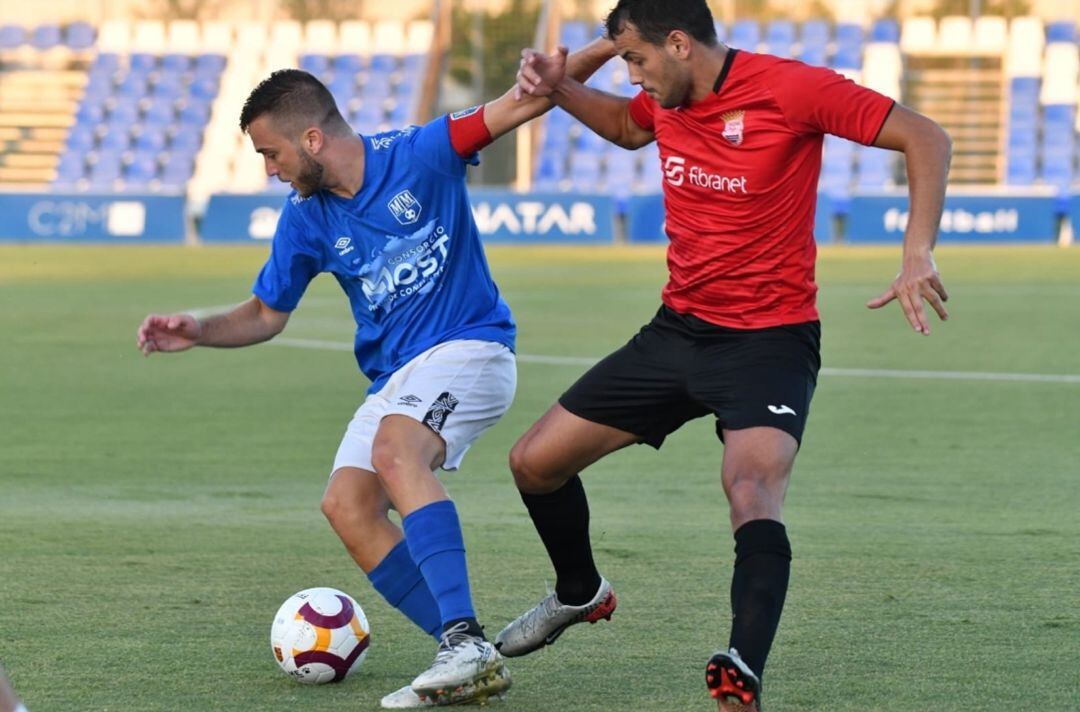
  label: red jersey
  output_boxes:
[628,50,894,329]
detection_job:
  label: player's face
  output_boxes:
[247,115,325,197]
[615,24,692,109]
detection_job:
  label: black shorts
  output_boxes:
[559,305,821,448]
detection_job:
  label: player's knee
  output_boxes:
[724,471,785,519]
[509,437,548,491]
[321,478,385,530]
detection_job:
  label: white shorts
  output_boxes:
[332,339,516,475]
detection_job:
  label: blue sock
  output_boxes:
[402,500,476,626]
[367,539,441,640]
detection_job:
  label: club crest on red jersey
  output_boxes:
[721,110,745,146]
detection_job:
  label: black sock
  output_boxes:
[727,519,792,680]
[442,616,484,639]
[520,475,602,605]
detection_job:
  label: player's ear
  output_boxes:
[303,127,324,154]
[667,30,691,59]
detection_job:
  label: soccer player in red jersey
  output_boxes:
[495,1,951,710]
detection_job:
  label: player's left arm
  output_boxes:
[448,37,616,155]
[866,104,953,335]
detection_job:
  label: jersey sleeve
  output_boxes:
[627,90,657,131]
[252,199,321,312]
[770,62,895,145]
[408,115,480,178]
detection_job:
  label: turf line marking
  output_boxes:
[269,337,1080,384]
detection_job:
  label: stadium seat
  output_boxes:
[129,52,157,72]
[0,24,26,49]
[65,22,96,50]
[801,20,830,48]
[900,17,937,54]
[305,19,338,54]
[97,20,131,53]
[167,19,201,54]
[936,16,972,53]
[714,21,726,44]
[765,20,795,57]
[406,21,434,54]
[835,22,865,49]
[972,16,1007,54]
[372,20,406,56]
[30,23,62,50]
[131,20,166,53]
[200,21,233,53]
[270,20,304,52]
[194,53,227,76]
[339,20,372,55]
[729,20,760,50]
[870,18,900,44]
[1045,21,1077,44]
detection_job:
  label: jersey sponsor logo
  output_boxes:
[388,189,422,225]
[358,220,450,313]
[335,236,354,256]
[370,126,416,151]
[423,391,459,433]
[397,394,423,407]
[450,105,481,120]
[663,156,686,186]
[664,155,748,194]
[768,404,797,416]
[721,110,745,146]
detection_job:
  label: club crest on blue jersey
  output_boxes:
[388,189,422,225]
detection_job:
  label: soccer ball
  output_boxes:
[270,587,371,684]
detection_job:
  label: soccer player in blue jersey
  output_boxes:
[136,40,613,708]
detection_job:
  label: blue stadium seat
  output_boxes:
[870,19,899,43]
[799,45,827,66]
[177,101,210,126]
[729,20,760,50]
[65,21,95,50]
[765,20,796,56]
[369,53,396,74]
[832,47,862,70]
[129,52,157,72]
[99,128,131,151]
[801,20,830,47]
[152,77,184,101]
[76,103,106,125]
[108,101,140,124]
[1046,21,1077,43]
[160,53,191,73]
[135,127,168,152]
[856,146,894,188]
[116,74,148,99]
[92,52,122,73]
[714,21,726,43]
[65,126,96,152]
[835,22,864,49]
[333,53,365,74]
[194,53,227,75]
[0,24,25,49]
[54,154,87,186]
[30,23,62,50]
[143,99,175,125]
[300,54,330,75]
[160,157,194,189]
[88,153,123,187]
[1006,157,1037,186]
[169,129,202,153]
[124,154,159,186]
[560,21,590,48]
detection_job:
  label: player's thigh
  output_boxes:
[693,321,821,446]
[377,339,516,472]
[557,311,710,450]
[510,403,641,490]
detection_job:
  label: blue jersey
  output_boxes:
[253,116,516,393]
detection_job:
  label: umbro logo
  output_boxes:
[768,405,797,416]
[334,236,354,256]
[398,394,423,407]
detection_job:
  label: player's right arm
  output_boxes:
[517,46,654,150]
[137,296,290,356]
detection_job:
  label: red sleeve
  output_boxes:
[447,105,494,158]
[627,90,657,131]
[769,61,894,145]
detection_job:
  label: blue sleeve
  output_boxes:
[252,199,321,312]
[407,115,480,178]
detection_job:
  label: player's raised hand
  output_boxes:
[515,45,569,100]
[866,252,949,335]
[136,313,201,355]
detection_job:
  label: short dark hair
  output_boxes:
[239,68,350,136]
[604,0,718,47]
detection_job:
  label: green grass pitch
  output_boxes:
[1,244,1078,710]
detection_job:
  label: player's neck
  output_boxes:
[325,135,367,199]
[688,43,730,104]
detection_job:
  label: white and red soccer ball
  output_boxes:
[271,587,371,684]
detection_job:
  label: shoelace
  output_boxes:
[432,621,479,665]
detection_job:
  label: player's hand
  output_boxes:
[866,252,949,335]
[515,45,568,100]
[136,313,201,355]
